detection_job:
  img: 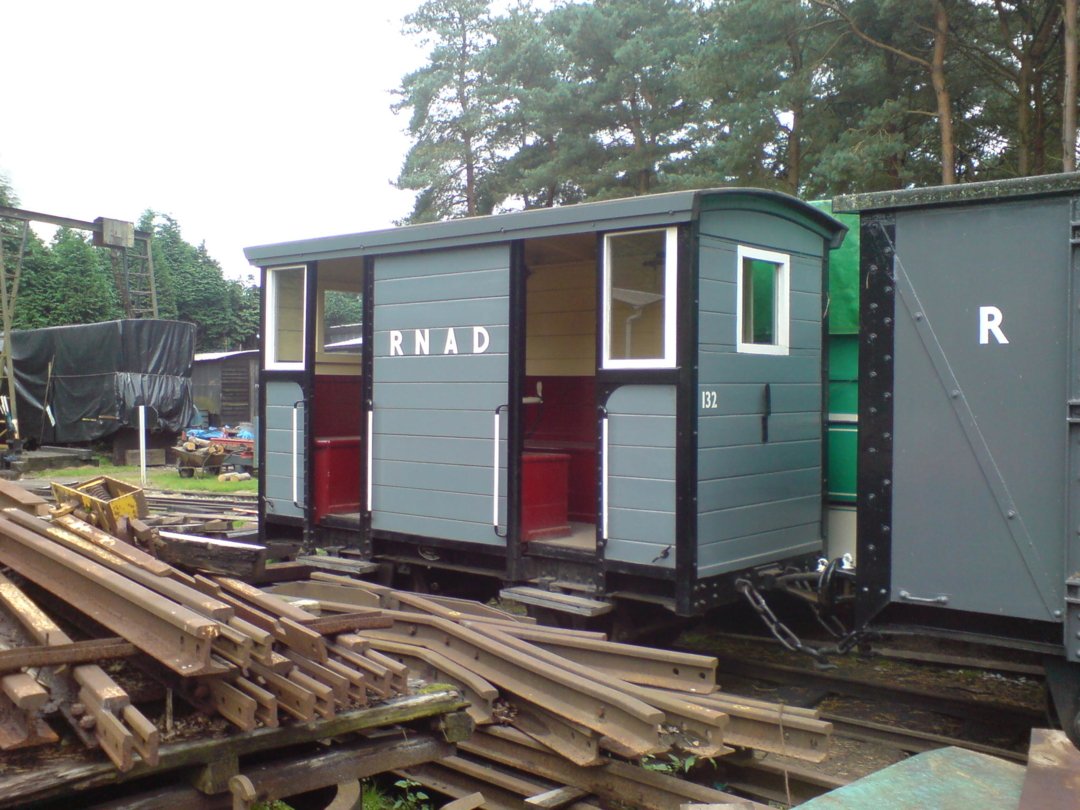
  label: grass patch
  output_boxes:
[20,458,258,495]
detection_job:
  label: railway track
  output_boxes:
[679,629,1044,803]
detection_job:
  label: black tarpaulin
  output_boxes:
[4,320,196,443]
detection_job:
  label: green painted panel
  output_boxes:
[375,382,507,411]
[264,381,305,519]
[376,460,493,496]
[829,334,859,381]
[827,424,858,503]
[375,485,505,524]
[697,523,821,577]
[699,441,820,480]
[371,511,504,546]
[377,266,508,303]
[697,382,819,416]
[699,468,821,513]
[698,209,825,258]
[608,476,677,511]
[373,351,510,383]
[829,381,858,415]
[799,747,1023,810]
[375,409,490,439]
[609,414,677,448]
[608,445,677,480]
[699,495,820,543]
[372,300,511,331]
[606,533,677,567]
[371,244,510,546]
[373,244,509,280]
[698,412,819,446]
[374,435,493,467]
[698,350,822,384]
[606,385,676,565]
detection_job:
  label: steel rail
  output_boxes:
[712,653,1043,727]
[4,511,234,621]
[460,618,717,694]
[0,572,158,769]
[0,515,225,677]
[361,610,665,758]
[46,513,173,576]
[821,711,1028,764]
[685,693,833,762]
[466,622,730,758]
[365,638,498,724]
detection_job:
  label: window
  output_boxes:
[602,227,677,369]
[266,265,307,369]
[318,288,363,357]
[736,245,789,355]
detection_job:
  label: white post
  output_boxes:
[138,405,148,487]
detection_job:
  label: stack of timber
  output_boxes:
[269,577,834,810]
[0,500,418,779]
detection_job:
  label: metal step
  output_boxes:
[499,586,612,617]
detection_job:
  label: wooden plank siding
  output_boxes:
[605,386,676,569]
[265,381,306,519]
[695,209,825,578]
[371,245,510,547]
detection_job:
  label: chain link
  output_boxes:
[735,577,868,667]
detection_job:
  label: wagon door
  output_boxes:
[264,380,306,519]
[263,263,309,524]
[369,245,510,547]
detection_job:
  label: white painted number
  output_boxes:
[979,306,1009,345]
[701,390,718,410]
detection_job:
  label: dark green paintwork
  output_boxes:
[833,170,1080,213]
[245,188,845,267]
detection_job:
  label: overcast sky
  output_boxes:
[1,2,428,280]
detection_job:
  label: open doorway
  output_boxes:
[310,258,364,532]
[520,234,597,555]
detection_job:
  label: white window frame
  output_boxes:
[736,245,790,356]
[265,264,308,370]
[601,226,678,370]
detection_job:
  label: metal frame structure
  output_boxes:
[0,206,158,441]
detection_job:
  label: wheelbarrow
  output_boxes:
[173,444,227,478]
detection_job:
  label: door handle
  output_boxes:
[292,399,304,508]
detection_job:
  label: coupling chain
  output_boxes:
[735,578,835,667]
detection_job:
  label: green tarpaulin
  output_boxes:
[813,200,859,334]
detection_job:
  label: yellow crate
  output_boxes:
[51,476,148,535]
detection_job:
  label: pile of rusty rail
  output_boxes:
[269,576,834,809]
[0,505,407,774]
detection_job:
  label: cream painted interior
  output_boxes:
[525,235,597,377]
[269,266,305,365]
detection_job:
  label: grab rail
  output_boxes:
[366,407,374,512]
[601,409,609,541]
[292,399,304,508]
[493,404,508,535]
